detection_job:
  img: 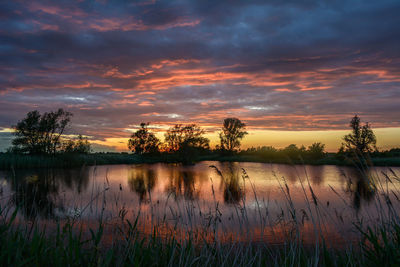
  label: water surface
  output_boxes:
[0,161,399,246]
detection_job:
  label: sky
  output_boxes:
[0,0,399,152]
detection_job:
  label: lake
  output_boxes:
[0,161,399,246]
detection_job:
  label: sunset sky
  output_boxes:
[0,0,399,152]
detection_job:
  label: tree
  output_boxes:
[165,124,209,153]
[164,124,210,164]
[342,115,376,154]
[307,142,326,160]
[164,125,183,153]
[11,109,72,154]
[282,144,306,159]
[62,135,91,154]
[128,123,160,154]
[219,118,248,152]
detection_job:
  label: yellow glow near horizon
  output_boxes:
[93,127,400,152]
[0,128,13,133]
[238,127,400,152]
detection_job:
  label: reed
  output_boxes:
[0,164,399,266]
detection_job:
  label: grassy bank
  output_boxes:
[1,164,400,266]
[2,214,399,266]
[1,152,400,170]
[202,153,400,167]
[0,153,141,170]
[0,152,193,170]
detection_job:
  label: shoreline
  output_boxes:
[1,152,400,170]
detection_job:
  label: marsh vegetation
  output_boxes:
[2,110,399,170]
[0,162,400,266]
[1,110,400,266]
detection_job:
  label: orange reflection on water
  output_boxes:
[0,161,399,247]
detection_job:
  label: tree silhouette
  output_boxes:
[282,144,306,159]
[164,124,209,152]
[11,109,72,154]
[128,123,160,154]
[219,118,248,152]
[307,142,326,160]
[165,124,209,164]
[342,115,376,154]
[62,135,91,154]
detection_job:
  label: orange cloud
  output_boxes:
[89,17,201,32]
[138,101,154,106]
[28,3,200,33]
[274,88,293,92]
[299,85,331,91]
[63,82,111,89]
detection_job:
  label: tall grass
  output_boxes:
[1,163,400,266]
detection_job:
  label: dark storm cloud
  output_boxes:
[0,0,399,150]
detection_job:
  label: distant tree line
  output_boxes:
[127,115,384,164]
[127,118,247,164]
[240,142,326,162]
[8,109,393,164]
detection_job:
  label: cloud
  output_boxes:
[0,0,399,148]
